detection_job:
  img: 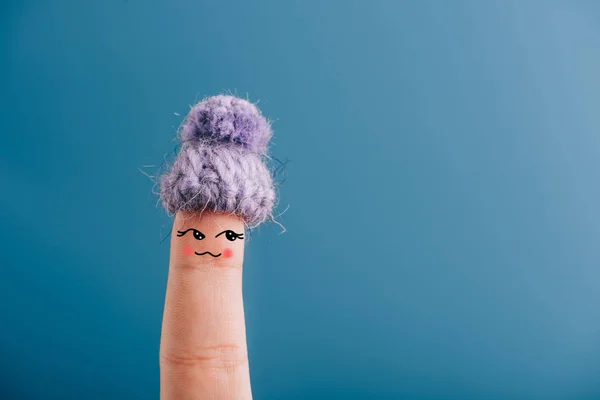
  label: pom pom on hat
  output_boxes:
[180,95,272,154]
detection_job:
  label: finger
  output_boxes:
[160,210,251,400]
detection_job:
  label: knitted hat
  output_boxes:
[160,95,276,226]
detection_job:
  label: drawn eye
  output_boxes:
[216,230,244,241]
[225,230,238,241]
[177,229,205,240]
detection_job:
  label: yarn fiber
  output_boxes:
[181,95,272,154]
[160,95,275,226]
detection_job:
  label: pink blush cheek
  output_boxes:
[183,246,194,256]
[223,248,233,258]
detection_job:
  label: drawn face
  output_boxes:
[171,211,245,267]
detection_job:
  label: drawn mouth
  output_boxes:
[195,251,222,258]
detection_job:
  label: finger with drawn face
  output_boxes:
[158,95,277,400]
[160,211,250,399]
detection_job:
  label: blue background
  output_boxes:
[2,0,600,399]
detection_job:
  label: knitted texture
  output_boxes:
[160,95,275,226]
[181,95,272,154]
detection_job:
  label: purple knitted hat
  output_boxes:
[160,95,276,226]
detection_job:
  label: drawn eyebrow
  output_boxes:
[215,230,244,238]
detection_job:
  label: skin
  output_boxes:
[160,211,251,400]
